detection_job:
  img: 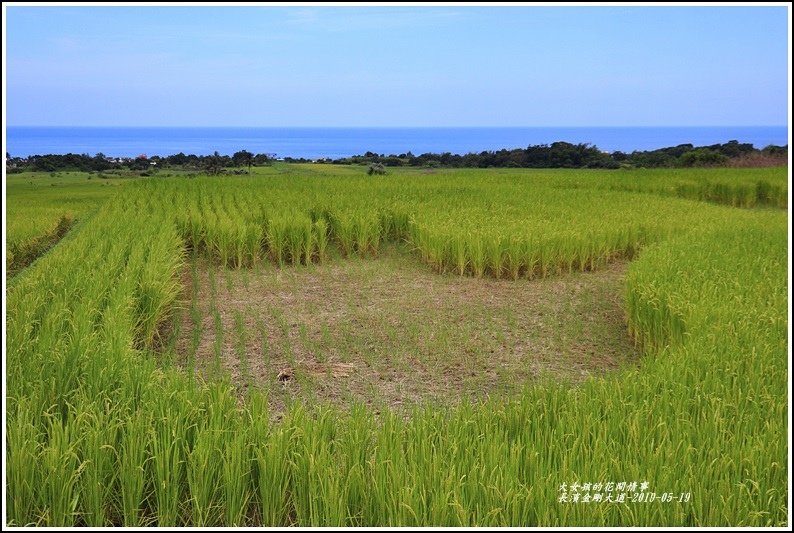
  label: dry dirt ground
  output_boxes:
[168,245,639,414]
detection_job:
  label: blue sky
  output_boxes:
[4,5,789,127]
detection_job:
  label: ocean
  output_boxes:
[5,126,788,160]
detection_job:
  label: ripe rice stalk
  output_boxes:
[468,236,486,278]
[265,216,288,267]
[504,237,522,280]
[486,237,503,279]
[331,212,356,257]
[313,218,329,263]
[450,236,467,276]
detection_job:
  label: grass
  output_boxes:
[4,164,789,526]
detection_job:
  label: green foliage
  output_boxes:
[205,151,224,176]
[334,140,787,169]
[232,149,255,170]
[680,148,728,167]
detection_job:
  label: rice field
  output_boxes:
[4,165,789,526]
[5,171,127,275]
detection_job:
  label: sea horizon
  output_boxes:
[6,125,789,160]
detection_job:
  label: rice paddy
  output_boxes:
[5,171,127,275]
[4,165,789,526]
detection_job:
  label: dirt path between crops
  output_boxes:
[170,246,639,415]
[7,215,74,279]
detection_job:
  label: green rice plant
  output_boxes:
[243,222,264,268]
[265,216,288,266]
[754,179,786,208]
[537,237,554,278]
[118,409,150,527]
[559,234,578,274]
[218,222,235,268]
[313,217,329,263]
[448,235,468,276]
[249,399,291,525]
[285,214,313,266]
[211,304,224,377]
[521,238,540,280]
[187,269,203,375]
[39,414,84,527]
[224,264,235,292]
[255,314,271,386]
[467,235,486,278]
[189,206,205,254]
[222,428,252,526]
[486,236,504,279]
[288,407,347,526]
[234,309,250,384]
[383,206,412,242]
[503,236,523,280]
[329,211,356,257]
[337,405,375,525]
[187,428,221,526]
[132,223,185,349]
[354,212,382,256]
[303,218,315,264]
[405,220,432,267]
[77,403,119,527]
[6,400,44,526]
[149,396,187,526]
[423,232,447,273]
[270,305,296,366]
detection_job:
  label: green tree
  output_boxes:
[232,150,254,172]
[205,151,223,175]
[680,148,728,167]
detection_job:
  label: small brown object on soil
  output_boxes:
[277,368,294,382]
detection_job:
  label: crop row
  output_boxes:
[137,177,723,281]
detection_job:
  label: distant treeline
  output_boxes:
[325,140,788,169]
[5,150,269,175]
[5,140,788,174]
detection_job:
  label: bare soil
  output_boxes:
[172,245,639,414]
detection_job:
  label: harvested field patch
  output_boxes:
[174,246,639,413]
